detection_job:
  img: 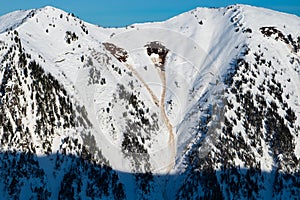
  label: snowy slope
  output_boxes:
[0,4,300,199]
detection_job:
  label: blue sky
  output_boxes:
[0,0,299,27]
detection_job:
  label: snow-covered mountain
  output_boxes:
[0,4,300,199]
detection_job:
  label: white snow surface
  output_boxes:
[0,3,299,172]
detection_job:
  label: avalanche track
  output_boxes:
[123,59,176,173]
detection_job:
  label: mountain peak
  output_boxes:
[0,9,34,33]
[41,5,59,10]
[37,5,68,15]
[0,6,74,34]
